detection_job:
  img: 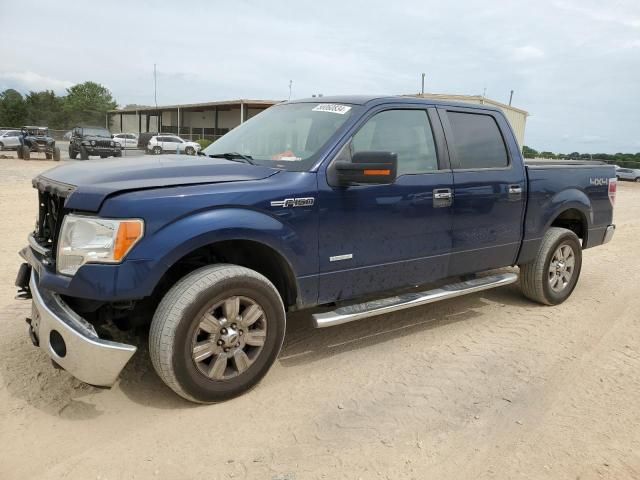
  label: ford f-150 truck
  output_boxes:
[15,96,616,403]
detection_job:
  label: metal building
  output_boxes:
[408,93,529,148]
[107,99,279,141]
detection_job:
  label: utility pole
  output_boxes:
[288,80,293,101]
[421,73,425,95]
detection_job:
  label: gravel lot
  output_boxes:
[0,156,639,479]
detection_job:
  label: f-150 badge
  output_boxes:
[270,197,315,208]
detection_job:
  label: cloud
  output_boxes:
[511,46,545,61]
[579,135,605,144]
[0,71,73,94]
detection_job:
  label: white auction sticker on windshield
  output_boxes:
[312,104,352,114]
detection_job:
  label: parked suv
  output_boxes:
[0,129,22,151]
[616,167,640,182]
[69,126,122,160]
[112,132,139,149]
[147,135,201,155]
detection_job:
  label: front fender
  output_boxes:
[126,207,312,296]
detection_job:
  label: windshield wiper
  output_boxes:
[207,152,256,165]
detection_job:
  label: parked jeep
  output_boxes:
[17,126,61,161]
[69,126,122,160]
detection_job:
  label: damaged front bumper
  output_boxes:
[24,268,137,387]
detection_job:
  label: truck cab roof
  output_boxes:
[288,95,502,113]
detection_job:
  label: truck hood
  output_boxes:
[34,154,280,212]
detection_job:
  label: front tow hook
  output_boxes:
[25,317,39,347]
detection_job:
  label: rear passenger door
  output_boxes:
[438,107,526,276]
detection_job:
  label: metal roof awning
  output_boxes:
[109,99,281,114]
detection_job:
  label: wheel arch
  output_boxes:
[155,238,299,309]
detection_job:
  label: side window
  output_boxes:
[447,111,508,169]
[351,109,438,175]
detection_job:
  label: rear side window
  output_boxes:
[447,112,508,169]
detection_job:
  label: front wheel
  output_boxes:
[149,264,286,403]
[153,146,162,155]
[519,227,582,305]
[21,146,30,160]
[185,146,195,155]
[53,147,61,161]
[79,146,89,160]
[635,177,640,182]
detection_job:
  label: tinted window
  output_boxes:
[447,112,508,169]
[352,109,438,175]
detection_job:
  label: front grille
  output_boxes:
[94,140,112,148]
[34,190,65,253]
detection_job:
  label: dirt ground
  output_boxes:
[0,156,638,480]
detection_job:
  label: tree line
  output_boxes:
[523,146,640,169]
[0,81,117,130]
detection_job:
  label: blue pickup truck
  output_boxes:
[15,96,617,403]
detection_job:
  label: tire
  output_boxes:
[149,264,286,403]
[0,142,4,151]
[45,152,52,159]
[53,147,61,162]
[519,227,582,305]
[17,146,23,159]
[185,146,195,155]
[80,146,89,160]
[635,177,640,183]
[69,147,77,159]
[21,146,30,161]
[100,155,108,159]
[153,146,162,155]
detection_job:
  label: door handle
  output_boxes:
[433,188,453,208]
[508,184,522,200]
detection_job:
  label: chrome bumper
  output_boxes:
[29,271,136,386]
[603,224,615,244]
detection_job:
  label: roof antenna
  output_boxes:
[509,89,514,105]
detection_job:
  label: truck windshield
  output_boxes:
[83,128,111,137]
[202,102,355,171]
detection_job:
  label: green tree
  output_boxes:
[25,90,67,128]
[0,89,27,127]
[522,145,538,159]
[63,81,117,126]
[539,151,557,159]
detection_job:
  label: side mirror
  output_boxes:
[334,151,398,186]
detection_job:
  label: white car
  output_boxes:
[0,130,23,150]
[616,167,640,182]
[147,135,201,155]
[112,133,139,149]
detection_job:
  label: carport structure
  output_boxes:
[108,99,280,141]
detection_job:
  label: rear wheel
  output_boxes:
[635,177,640,182]
[80,146,89,160]
[519,227,582,305]
[149,264,286,403]
[69,147,77,159]
[21,146,30,160]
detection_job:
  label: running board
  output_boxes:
[312,272,518,328]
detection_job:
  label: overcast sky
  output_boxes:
[1,0,639,153]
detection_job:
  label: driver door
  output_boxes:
[317,106,454,304]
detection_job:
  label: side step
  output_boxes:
[312,272,518,328]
